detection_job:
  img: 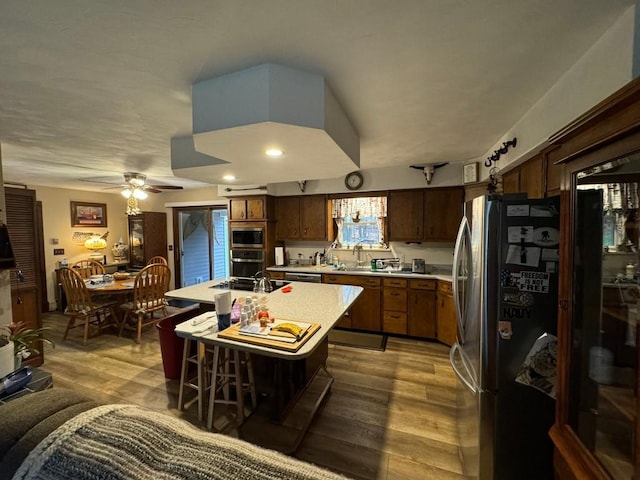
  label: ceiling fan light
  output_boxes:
[121,189,132,198]
[223,174,236,181]
[133,188,148,200]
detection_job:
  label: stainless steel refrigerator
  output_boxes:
[450,194,560,479]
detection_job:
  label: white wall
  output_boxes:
[479,4,638,179]
[28,185,129,311]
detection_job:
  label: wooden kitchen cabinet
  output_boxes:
[128,212,167,270]
[388,188,463,243]
[387,190,424,241]
[501,168,520,194]
[499,154,546,198]
[424,187,464,242]
[408,279,437,338]
[436,280,456,346]
[229,195,274,220]
[276,195,328,240]
[383,277,407,334]
[323,274,381,331]
[547,76,640,480]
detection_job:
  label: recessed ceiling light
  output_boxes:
[265,148,283,158]
[223,175,236,181]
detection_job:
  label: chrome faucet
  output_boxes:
[352,243,364,266]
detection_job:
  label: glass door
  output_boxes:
[569,159,639,478]
[176,207,229,287]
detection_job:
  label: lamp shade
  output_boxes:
[84,236,107,251]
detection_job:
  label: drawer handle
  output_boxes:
[391,292,400,296]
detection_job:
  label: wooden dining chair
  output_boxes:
[58,267,119,345]
[72,259,105,279]
[119,263,171,343]
[146,256,168,266]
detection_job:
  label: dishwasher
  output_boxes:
[284,272,322,283]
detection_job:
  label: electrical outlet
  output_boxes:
[53,248,65,255]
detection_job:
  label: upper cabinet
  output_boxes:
[501,154,545,198]
[275,195,329,241]
[548,76,640,480]
[229,195,274,221]
[423,187,464,241]
[387,187,464,242]
[387,190,424,241]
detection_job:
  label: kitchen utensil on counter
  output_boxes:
[411,259,426,273]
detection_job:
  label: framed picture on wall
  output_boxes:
[70,201,107,227]
[463,162,479,184]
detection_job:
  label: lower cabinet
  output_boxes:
[383,278,407,334]
[322,274,381,331]
[436,281,456,346]
[408,279,437,338]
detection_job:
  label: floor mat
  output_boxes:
[328,329,387,351]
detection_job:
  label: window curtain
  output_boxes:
[331,197,387,246]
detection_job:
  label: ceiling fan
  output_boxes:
[120,172,184,194]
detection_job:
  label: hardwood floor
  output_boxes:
[39,310,468,480]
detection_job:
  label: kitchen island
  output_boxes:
[165,280,364,453]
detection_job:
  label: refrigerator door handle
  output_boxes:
[450,342,477,394]
[452,217,471,341]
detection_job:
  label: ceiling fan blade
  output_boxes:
[148,185,183,190]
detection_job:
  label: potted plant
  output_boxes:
[0,321,54,378]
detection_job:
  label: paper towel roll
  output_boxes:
[214,291,232,315]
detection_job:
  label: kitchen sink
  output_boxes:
[340,266,373,272]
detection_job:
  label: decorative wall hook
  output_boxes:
[485,137,517,167]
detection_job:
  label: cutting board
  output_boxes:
[217,320,321,352]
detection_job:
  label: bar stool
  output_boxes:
[206,346,257,431]
[177,338,214,422]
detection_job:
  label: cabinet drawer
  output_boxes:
[383,311,407,334]
[383,278,407,288]
[269,271,285,280]
[409,279,436,290]
[438,281,452,293]
[362,277,382,288]
[383,288,407,312]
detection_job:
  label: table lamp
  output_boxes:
[84,235,107,262]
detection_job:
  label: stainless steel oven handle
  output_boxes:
[231,258,264,263]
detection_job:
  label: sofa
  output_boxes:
[0,388,348,480]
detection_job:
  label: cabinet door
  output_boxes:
[351,284,381,331]
[519,155,544,199]
[424,187,464,242]
[230,199,247,220]
[383,287,407,312]
[502,168,520,194]
[300,195,327,240]
[275,197,301,239]
[246,198,264,219]
[408,289,437,338]
[387,190,424,241]
[436,290,456,346]
[12,288,43,366]
[545,153,562,196]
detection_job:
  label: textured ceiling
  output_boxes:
[0,0,635,191]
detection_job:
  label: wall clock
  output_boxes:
[344,171,364,190]
[463,162,478,184]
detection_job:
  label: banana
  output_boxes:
[271,323,303,339]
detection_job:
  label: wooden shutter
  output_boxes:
[5,188,37,290]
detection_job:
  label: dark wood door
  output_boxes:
[351,283,381,331]
[300,195,327,240]
[408,289,437,338]
[519,154,544,198]
[387,190,424,241]
[502,168,520,194]
[424,187,464,242]
[436,289,456,346]
[275,197,300,240]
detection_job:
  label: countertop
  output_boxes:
[267,264,453,282]
[167,280,364,359]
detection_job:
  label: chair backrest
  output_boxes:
[58,267,95,313]
[72,260,105,279]
[132,263,171,312]
[146,256,168,266]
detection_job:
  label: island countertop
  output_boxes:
[167,280,364,359]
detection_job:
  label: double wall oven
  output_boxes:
[230,249,264,279]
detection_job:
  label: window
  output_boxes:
[331,196,387,248]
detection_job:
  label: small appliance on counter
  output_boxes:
[411,258,426,273]
[275,247,285,266]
